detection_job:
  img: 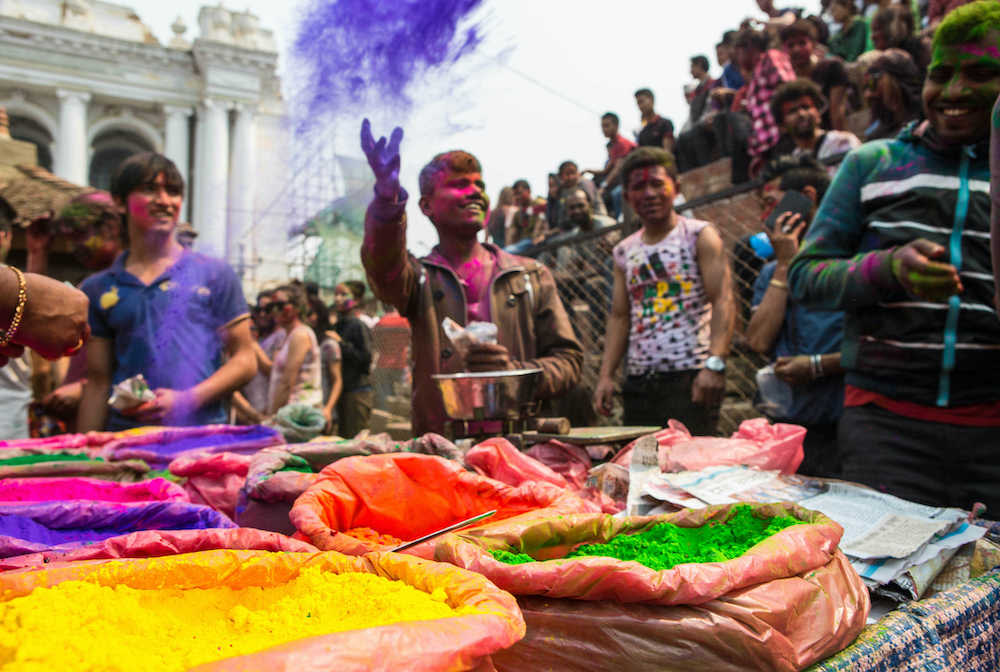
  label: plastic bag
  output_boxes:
[0,528,316,571]
[0,477,188,504]
[436,502,845,605]
[0,549,526,672]
[99,424,283,469]
[525,440,591,490]
[614,418,805,475]
[491,551,868,672]
[169,452,252,518]
[466,438,620,514]
[465,438,570,489]
[0,500,235,558]
[272,404,327,443]
[755,365,795,418]
[0,431,116,455]
[235,439,387,535]
[108,373,156,411]
[0,457,151,482]
[290,453,600,558]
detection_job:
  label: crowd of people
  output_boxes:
[0,150,405,441]
[2,0,1000,516]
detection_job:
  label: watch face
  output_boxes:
[706,356,726,372]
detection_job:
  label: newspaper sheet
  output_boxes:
[648,465,820,506]
[799,483,967,559]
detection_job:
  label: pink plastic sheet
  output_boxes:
[465,438,570,489]
[0,477,188,504]
[169,452,252,518]
[466,438,620,514]
[525,440,591,489]
[613,418,805,475]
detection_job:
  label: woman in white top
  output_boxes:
[266,284,322,414]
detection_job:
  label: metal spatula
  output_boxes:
[388,509,497,553]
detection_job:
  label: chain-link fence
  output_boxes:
[363,155,844,437]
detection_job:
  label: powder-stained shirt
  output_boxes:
[613,217,712,375]
[81,250,249,430]
[424,247,499,322]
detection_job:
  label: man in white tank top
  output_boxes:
[594,147,736,435]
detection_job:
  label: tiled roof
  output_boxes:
[0,164,94,226]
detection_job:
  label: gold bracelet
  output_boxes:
[769,278,789,290]
[0,265,27,348]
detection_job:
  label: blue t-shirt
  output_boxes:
[720,62,745,91]
[752,261,845,426]
[80,250,249,430]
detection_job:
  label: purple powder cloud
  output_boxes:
[292,0,485,133]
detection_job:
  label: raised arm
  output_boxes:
[745,214,807,354]
[359,119,420,313]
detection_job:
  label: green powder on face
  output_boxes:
[0,454,102,467]
[488,505,803,571]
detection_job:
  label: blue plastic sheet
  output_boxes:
[100,425,282,469]
[0,500,235,558]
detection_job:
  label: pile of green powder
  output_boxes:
[0,453,102,467]
[489,505,802,571]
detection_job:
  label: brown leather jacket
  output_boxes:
[362,192,582,435]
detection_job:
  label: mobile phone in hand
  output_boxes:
[764,190,813,233]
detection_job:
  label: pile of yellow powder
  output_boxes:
[0,567,475,671]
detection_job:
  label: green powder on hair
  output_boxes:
[489,505,802,571]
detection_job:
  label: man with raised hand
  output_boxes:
[359,120,581,436]
[788,1,1000,512]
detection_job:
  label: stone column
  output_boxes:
[192,98,230,258]
[227,104,256,270]
[54,89,91,185]
[163,105,193,221]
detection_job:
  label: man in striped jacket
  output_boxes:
[788,1,1000,513]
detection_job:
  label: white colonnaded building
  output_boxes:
[0,0,292,290]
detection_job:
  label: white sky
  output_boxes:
[131,0,823,253]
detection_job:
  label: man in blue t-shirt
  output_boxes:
[745,156,843,478]
[77,153,256,431]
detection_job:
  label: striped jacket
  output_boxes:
[788,122,999,407]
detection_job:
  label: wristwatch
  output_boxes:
[705,356,726,373]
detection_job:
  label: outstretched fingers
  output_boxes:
[387,126,404,157]
[360,118,375,155]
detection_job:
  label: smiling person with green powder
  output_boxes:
[788,1,1000,514]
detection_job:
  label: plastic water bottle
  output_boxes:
[749,232,774,260]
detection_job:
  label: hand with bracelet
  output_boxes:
[773,354,819,385]
[1,266,90,366]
